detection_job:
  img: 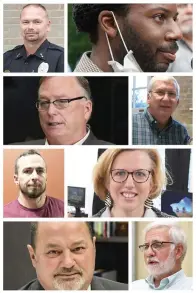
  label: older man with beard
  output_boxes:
[3,149,64,217]
[132,222,192,290]
[20,222,128,290]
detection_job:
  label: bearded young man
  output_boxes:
[3,149,64,217]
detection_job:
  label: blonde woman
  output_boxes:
[93,148,174,217]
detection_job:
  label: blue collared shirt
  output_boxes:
[146,271,175,290]
[132,108,190,145]
[132,269,193,290]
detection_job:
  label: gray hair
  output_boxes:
[143,221,187,263]
[147,76,180,99]
[39,76,92,101]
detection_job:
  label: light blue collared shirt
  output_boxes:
[132,269,192,290]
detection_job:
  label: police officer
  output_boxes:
[4,4,64,73]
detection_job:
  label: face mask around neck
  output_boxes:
[106,11,142,72]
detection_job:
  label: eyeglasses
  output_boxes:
[111,169,151,183]
[150,90,177,99]
[36,96,87,111]
[139,241,175,252]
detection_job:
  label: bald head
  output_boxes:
[21,4,48,19]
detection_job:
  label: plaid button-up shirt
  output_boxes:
[132,108,190,145]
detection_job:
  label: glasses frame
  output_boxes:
[36,96,87,111]
[139,241,175,252]
[150,90,177,99]
[110,169,151,183]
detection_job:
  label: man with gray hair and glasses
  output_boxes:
[17,76,112,145]
[132,222,192,290]
[132,76,191,145]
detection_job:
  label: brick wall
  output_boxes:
[172,76,193,139]
[3,4,64,52]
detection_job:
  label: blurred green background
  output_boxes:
[68,4,91,70]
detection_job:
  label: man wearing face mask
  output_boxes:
[72,4,182,73]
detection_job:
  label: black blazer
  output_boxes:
[10,131,114,145]
[20,276,128,290]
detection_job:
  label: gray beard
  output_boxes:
[145,249,176,277]
[52,275,86,290]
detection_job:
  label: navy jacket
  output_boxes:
[4,39,64,72]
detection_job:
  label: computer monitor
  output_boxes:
[68,186,85,208]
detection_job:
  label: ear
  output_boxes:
[92,236,96,254]
[84,100,92,122]
[98,10,118,38]
[148,172,155,197]
[104,177,110,194]
[14,174,19,185]
[149,180,154,195]
[27,244,37,268]
[47,20,51,32]
[147,92,151,105]
[93,236,96,247]
[175,243,184,261]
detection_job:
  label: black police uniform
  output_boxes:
[4,39,64,72]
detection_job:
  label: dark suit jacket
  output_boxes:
[91,276,128,290]
[20,276,128,290]
[11,131,113,145]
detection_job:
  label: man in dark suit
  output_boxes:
[20,222,127,290]
[14,76,113,145]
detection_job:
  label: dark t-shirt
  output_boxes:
[4,196,64,218]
